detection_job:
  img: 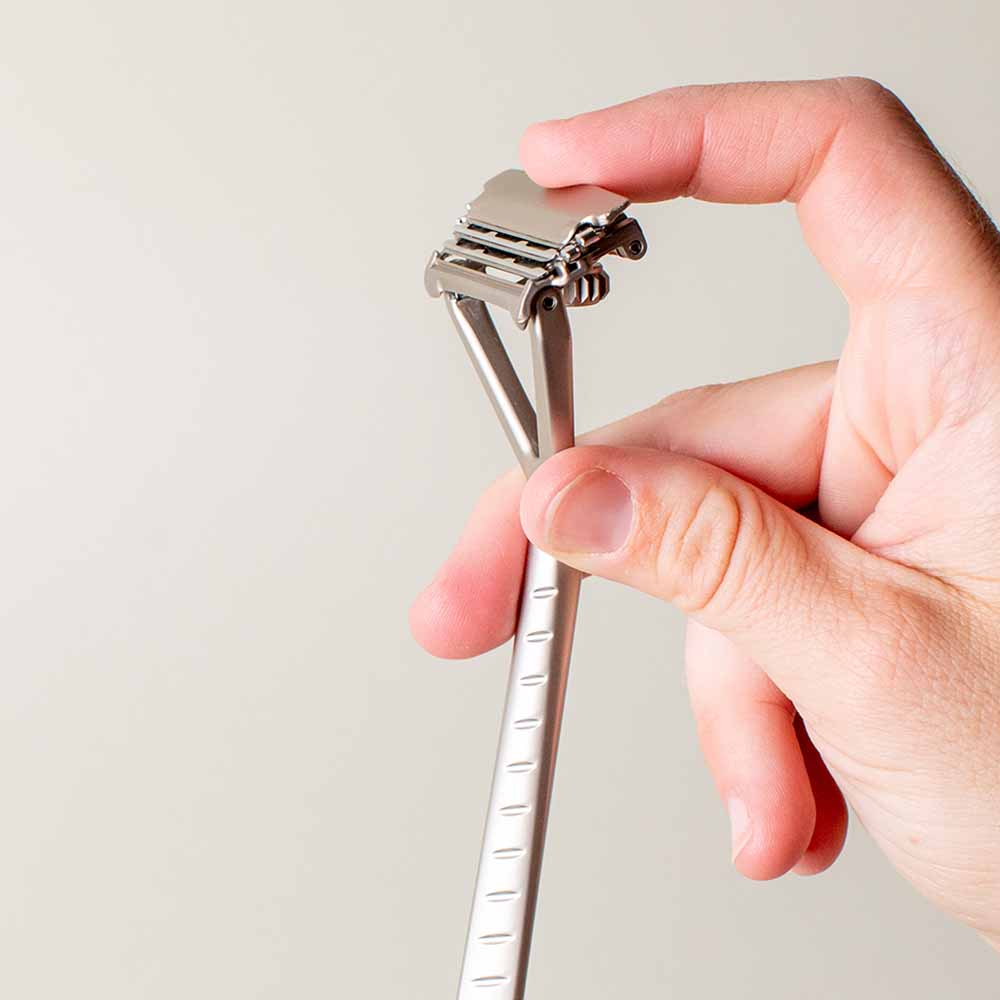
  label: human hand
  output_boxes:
[411,79,1000,948]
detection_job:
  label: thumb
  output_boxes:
[519,445,944,715]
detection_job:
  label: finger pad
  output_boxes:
[410,551,523,659]
[520,121,577,188]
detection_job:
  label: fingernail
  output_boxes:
[546,470,634,553]
[728,797,753,863]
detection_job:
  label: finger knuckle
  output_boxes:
[655,382,726,416]
[833,76,915,131]
[834,76,893,108]
[834,75,890,103]
[654,480,762,615]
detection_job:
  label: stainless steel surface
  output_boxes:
[454,297,578,1000]
[426,169,645,1000]
[457,549,581,999]
[426,170,646,327]
[446,296,539,476]
[453,223,560,263]
[426,255,531,322]
[466,168,629,247]
[442,239,551,281]
[529,297,574,460]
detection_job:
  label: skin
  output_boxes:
[410,78,1000,949]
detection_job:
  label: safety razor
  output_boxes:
[425,169,647,999]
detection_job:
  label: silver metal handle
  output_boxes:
[457,549,581,998]
[447,293,579,999]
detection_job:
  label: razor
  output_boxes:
[425,169,647,999]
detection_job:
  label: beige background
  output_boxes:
[1,1,998,996]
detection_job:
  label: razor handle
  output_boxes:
[457,549,581,998]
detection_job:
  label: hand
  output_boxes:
[411,79,1000,948]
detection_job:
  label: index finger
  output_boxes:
[520,78,1000,304]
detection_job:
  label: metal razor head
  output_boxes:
[425,169,646,327]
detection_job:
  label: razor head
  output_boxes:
[425,169,646,327]
[465,169,630,246]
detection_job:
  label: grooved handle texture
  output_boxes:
[456,547,581,999]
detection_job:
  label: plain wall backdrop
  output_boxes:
[1,1,998,996]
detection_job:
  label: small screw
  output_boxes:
[541,295,558,311]
[628,240,643,256]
